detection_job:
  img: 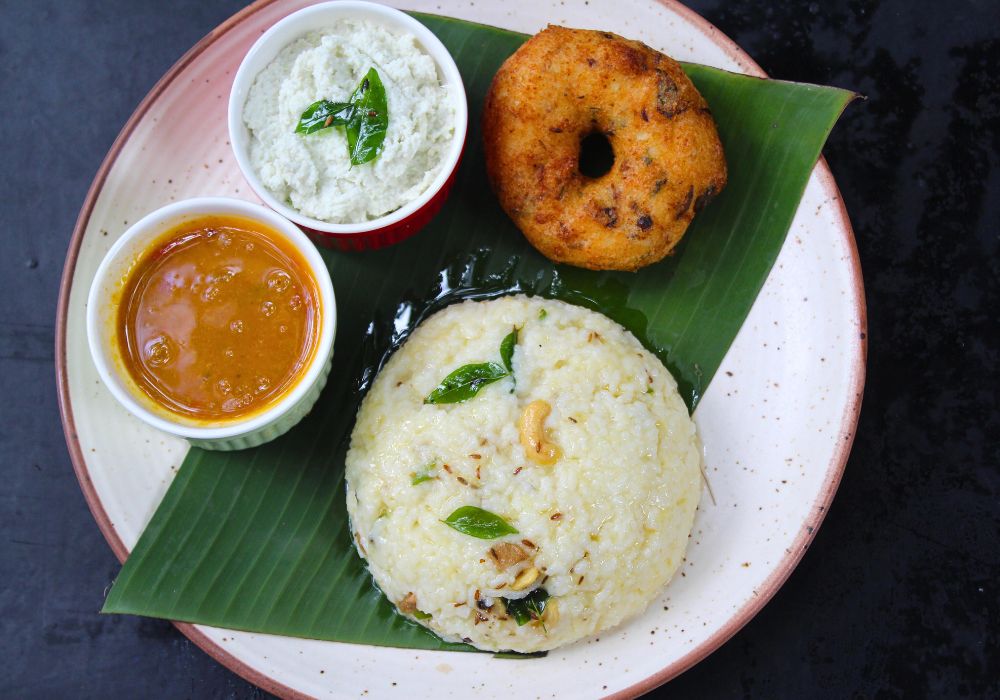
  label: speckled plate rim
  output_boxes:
[54,1,867,698]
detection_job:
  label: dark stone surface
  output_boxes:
[1,0,996,697]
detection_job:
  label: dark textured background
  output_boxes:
[1,0,997,697]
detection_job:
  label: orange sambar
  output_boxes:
[117,215,320,422]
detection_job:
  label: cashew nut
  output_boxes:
[510,566,540,591]
[542,599,559,626]
[399,592,417,613]
[489,542,529,570]
[519,400,560,465]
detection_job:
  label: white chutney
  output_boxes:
[243,20,455,223]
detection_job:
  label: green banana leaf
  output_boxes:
[102,13,855,652]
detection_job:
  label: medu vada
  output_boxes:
[482,26,727,271]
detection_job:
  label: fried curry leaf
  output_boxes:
[426,328,518,403]
[504,588,549,626]
[294,67,388,165]
[345,67,389,165]
[499,327,518,373]
[294,100,355,134]
[424,362,508,404]
[442,506,519,539]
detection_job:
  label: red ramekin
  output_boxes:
[227,1,468,251]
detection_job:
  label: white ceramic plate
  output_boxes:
[56,1,866,697]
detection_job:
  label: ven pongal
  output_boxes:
[345,296,701,652]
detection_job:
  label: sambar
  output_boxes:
[116,215,321,422]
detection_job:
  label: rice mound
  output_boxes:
[345,295,701,652]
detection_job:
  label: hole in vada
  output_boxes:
[579,132,614,179]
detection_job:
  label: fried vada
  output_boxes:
[483,26,727,271]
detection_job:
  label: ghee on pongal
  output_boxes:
[345,296,701,652]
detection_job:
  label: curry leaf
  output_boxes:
[505,588,549,626]
[295,67,389,165]
[294,100,355,134]
[499,327,517,373]
[424,362,508,404]
[442,506,518,539]
[346,67,389,165]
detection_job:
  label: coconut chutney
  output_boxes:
[242,19,455,223]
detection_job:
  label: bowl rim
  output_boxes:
[84,196,337,441]
[226,0,469,236]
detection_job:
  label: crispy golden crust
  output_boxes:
[482,26,727,271]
